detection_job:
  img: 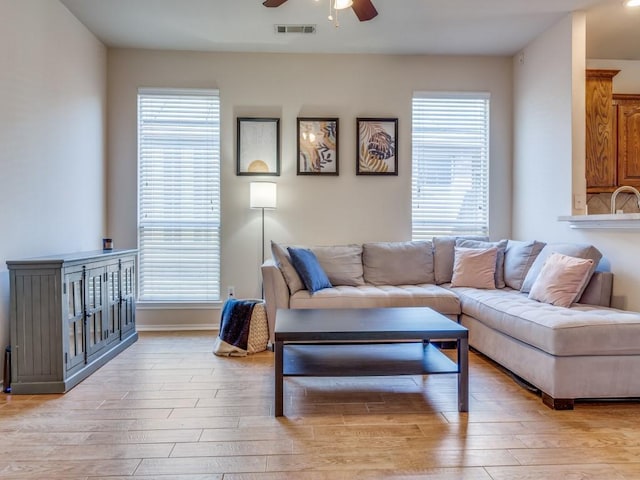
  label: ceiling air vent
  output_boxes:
[275,24,316,34]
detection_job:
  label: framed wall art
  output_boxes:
[356,117,398,176]
[297,117,339,176]
[237,117,280,176]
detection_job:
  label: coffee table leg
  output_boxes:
[274,340,283,417]
[458,336,469,412]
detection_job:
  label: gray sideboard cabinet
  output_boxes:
[7,249,138,394]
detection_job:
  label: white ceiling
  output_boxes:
[59,0,640,59]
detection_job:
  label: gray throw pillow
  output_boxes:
[520,243,603,297]
[310,244,365,287]
[503,240,546,290]
[455,238,508,288]
[433,235,489,285]
[362,241,434,285]
[270,241,305,294]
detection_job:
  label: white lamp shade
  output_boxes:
[250,182,277,209]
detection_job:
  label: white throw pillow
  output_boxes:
[456,238,508,288]
[433,235,489,285]
[520,242,601,295]
[528,253,595,308]
[450,247,498,289]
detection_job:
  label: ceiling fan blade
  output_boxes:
[263,0,288,7]
[351,0,378,21]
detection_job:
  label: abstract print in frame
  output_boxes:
[237,117,280,176]
[356,117,398,175]
[297,117,339,175]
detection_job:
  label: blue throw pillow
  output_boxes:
[287,247,332,294]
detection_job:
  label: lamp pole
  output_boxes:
[261,206,266,264]
[249,180,277,272]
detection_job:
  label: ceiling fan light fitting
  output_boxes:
[333,0,353,10]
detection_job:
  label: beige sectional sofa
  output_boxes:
[262,238,640,409]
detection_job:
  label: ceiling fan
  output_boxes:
[263,0,378,22]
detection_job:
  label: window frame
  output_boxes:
[411,91,490,240]
[137,87,221,304]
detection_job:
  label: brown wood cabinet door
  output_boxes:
[586,70,618,192]
[617,101,640,188]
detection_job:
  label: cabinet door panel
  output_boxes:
[85,266,107,357]
[65,270,86,371]
[586,72,618,191]
[618,103,640,187]
[13,269,63,380]
[106,263,121,345]
[120,258,136,337]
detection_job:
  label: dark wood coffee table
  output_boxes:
[273,307,468,416]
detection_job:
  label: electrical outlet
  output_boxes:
[227,286,235,298]
[574,194,587,211]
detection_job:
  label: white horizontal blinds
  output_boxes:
[138,89,221,302]
[412,92,490,240]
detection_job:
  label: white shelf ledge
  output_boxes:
[558,213,640,229]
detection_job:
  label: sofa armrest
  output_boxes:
[261,259,291,343]
[578,271,613,307]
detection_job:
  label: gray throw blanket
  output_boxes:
[213,298,260,356]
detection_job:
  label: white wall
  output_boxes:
[513,13,640,311]
[512,13,581,240]
[587,59,640,93]
[0,1,107,361]
[107,50,513,328]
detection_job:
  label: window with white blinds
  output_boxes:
[137,88,220,302]
[411,92,490,240]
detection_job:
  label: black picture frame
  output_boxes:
[296,117,339,176]
[237,117,280,176]
[356,117,398,176]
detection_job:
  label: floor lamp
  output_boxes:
[249,182,277,265]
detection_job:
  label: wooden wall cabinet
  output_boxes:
[7,249,138,394]
[615,95,640,188]
[586,70,640,193]
[585,69,619,193]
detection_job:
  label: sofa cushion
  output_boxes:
[271,241,305,295]
[578,271,613,307]
[451,286,640,356]
[433,235,489,285]
[528,253,595,308]
[362,241,434,286]
[290,284,461,316]
[520,243,602,296]
[456,238,508,288]
[451,246,498,289]
[503,240,546,290]
[287,247,332,294]
[310,244,365,287]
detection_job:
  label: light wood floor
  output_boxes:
[1,331,640,479]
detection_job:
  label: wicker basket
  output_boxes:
[246,301,269,354]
